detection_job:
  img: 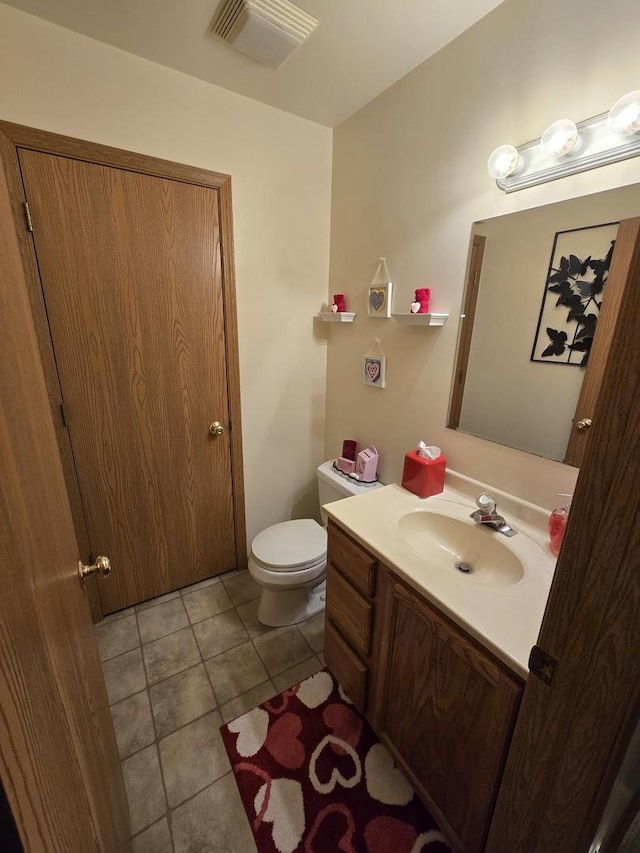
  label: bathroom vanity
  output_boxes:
[323,474,555,853]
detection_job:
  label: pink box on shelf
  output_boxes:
[355,445,379,482]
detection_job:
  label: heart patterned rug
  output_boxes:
[220,668,451,853]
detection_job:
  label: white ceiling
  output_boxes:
[2,0,506,127]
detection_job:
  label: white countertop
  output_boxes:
[323,470,556,678]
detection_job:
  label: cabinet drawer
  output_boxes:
[324,619,368,711]
[328,522,377,597]
[326,563,373,657]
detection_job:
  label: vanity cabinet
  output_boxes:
[324,520,523,853]
[324,520,378,711]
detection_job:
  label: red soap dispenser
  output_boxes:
[549,494,572,556]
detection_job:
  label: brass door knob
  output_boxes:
[209,421,225,436]
[576,418,593,431]
[78,555,111,585]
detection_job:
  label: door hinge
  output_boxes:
[529,644,558,686]
[473,270,479,287]
[23,201,33,233]
[60,402,69,428]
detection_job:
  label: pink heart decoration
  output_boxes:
[410,301,421,313]
[323,703,363,754]
[264,713,305,769]
[305,803,356,853]
[366,361,380,382]
[363,816,418,853]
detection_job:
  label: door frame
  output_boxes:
[0,121,247,619]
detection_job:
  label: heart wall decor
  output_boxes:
[367,282,393,318]
[363,356,386,389]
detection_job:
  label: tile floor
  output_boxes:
[96,569,325,853]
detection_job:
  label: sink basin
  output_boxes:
[398,508,525,587]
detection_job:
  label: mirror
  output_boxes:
[448,183,640,465]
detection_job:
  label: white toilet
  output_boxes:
[248,460,383,627]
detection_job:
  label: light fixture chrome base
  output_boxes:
[496,112,640,193]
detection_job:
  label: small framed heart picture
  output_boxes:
[368,282,392,318]
[363,355,386,389]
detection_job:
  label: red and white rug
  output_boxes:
[220,668,451,853]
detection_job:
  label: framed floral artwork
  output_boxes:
[531,222,618,366]
[363,355,386,388]
[368,282,392,318]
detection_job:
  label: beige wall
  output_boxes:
[0,3,333,544]
[327,0,640,509]
[462,184,640,460]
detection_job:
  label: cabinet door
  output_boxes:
[379,580,522,853]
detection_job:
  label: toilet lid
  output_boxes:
[251,519,327,571]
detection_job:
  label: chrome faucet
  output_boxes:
[470,494,518,537]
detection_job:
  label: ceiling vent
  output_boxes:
[211,0,318,68]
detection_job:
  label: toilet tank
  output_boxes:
[316,460,383,525]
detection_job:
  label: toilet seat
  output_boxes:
[250,519,327,573]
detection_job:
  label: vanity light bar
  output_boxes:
[489,91,640,193]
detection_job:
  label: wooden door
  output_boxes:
[19,150,236,613]
[378,579,522,853]
[0,149,129,851]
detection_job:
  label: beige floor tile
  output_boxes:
[205,642,268,705]
[273,655,324,694]
[253,625,315,677]
[171,774,257,853]
[220,680,277,724]
[138,598,188,644]
[102,648,147,705]
[95,614,139,662]
[132,817,172,853]
[122,744,167,836]
[297,612,325,653]
[236,599,272,638]
[150,664,216,739]
[136,590,180,612]
[159,712,230,808]
[111,690,155,759]
[192,609,248,659]
[222,572,261,607]
[143,627,201,685]
[182,584,233,624]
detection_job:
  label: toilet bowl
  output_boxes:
[248,461,383,627]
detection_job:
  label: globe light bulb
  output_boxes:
[608,91,640,137]
[541,120,580,157]
[487,144,520,180]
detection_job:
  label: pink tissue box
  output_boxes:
[355,445,379,482]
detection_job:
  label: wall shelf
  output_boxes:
[317,312,356,323]
[392,312,449,327]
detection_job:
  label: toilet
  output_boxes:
[248,460,383,627]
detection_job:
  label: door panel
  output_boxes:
[19,150,236,612]
[0,150,129,851]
